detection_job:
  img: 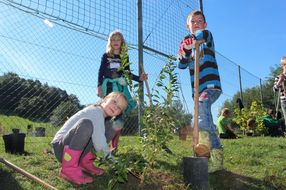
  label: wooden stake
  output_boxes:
[276,90,280,114]
[0,157,57,190]
[193,40,204,153]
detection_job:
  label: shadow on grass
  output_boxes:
[143,159,279,190]
[209,170,274,190]
[0,167,22,190]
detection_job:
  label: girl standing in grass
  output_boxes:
[97,30,148,150]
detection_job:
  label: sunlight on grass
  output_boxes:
[0,135,285,189]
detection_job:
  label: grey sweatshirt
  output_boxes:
[51,105,111,157]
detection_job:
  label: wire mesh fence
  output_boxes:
[0,0,265,138]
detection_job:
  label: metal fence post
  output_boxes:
[137,0,143,136]
[259,78,263,105]
[238,65,243,103]
[199,0,204,13]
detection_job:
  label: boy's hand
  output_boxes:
[178,35,193,60]
[182,36,193,50]
[178,41,186,60]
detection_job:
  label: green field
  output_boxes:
[0,114,58,137]
[0,135,285,190]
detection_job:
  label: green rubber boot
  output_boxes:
[208,148,223,173]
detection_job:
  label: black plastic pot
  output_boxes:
[183,156,209,190]
[246,132,253,136]
[2,133,26,154]
[35,127,45,137]
[12,128,20,134]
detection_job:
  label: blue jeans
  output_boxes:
[198,89,222,149]
[281,101,286,127]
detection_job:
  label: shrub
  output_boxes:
[232,101,266,135]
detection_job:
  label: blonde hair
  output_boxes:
[106,30,126,57]
[221,108,230,116]
[186,10,206,25]
[280,56,286,66]
[247,118,256,128]
[103,92,128,112]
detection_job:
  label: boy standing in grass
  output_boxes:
[177,10,223,173]
[273,56,286,128]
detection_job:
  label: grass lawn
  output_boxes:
[0,135,286,190]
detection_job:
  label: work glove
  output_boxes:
[178,35,194,60]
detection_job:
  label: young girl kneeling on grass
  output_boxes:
[51,92,127,185]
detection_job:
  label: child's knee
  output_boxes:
[77,119,93,135]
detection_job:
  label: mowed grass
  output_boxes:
[0,135,286,190]
[0,114,58,137]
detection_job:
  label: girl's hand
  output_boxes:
[97,86,103,98]
[110,146,117,153]
[139,73,148,81]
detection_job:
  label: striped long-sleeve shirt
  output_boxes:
[273,74,286,103]
[178,29,221,97]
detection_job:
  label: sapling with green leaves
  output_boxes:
[118,43,133,88]
[141,59,180,169]
[103,54,182,186]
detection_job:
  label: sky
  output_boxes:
[203,0,286,80]
[1,0,285,121]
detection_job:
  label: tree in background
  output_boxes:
[220,65,285,136]
[15,96,47,121]
[0,72,82,122]
[50,99,82,127]
[222,65,282,117]
[172,99,193,133]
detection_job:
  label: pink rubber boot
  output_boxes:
[80,152,104,176]
[60,146,93,184]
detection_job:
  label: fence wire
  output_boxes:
[0,0,265,137]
